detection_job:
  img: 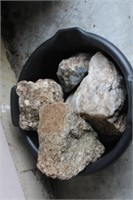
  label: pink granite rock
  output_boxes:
[37,102,105,180]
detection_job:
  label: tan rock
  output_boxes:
[67,52,126,135]
[37,102,105,180]
[16,79,63,130]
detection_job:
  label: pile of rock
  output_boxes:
[16,52,127,180]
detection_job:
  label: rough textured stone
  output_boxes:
[57,53,91,92]
[67,52,126,135]
[37,102,105,180]
[16,79,63,131]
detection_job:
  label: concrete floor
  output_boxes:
[1,0,133,199]
[1,40,52,199]
[0,122,25,199]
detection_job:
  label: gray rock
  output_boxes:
[57,53,91,92]
[37,102,105,180]
[67,52,126,135]
[16,79,63,131]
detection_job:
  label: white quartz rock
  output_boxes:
[67,52,126,134]
[16,79,63,131]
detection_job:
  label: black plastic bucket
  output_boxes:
[11,27,132,175]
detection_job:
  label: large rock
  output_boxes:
[37,102,105,180]
[16,79,63,131]
[67,52,126,135]
[57,53,90,92]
